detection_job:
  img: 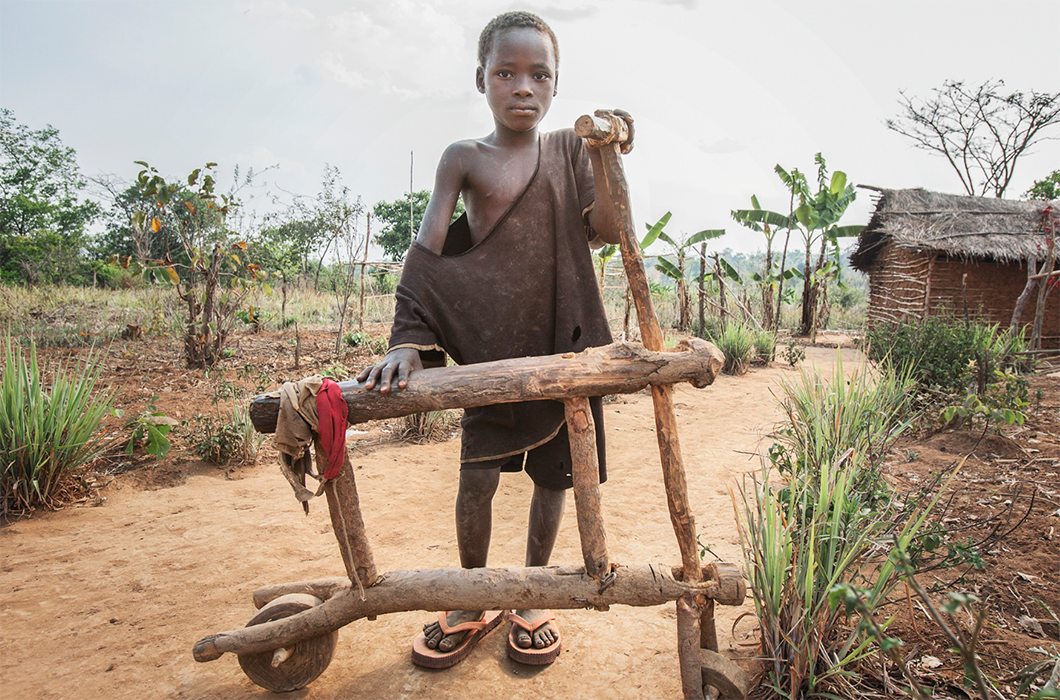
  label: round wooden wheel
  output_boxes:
[700,648,750,700]
[237,593,338,692]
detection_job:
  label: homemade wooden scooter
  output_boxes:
[192,114,750,700]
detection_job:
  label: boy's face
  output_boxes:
[476,27,557,134]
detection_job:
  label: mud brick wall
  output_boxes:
[865,244,1060,349]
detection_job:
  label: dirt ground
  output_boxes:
[1,330,1057,699]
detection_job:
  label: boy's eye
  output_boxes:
[497,70,512,78]
[534,72,551,81]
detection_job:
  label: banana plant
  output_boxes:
[732,194,796,331]
[653,222,726,333]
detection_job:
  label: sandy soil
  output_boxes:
[0,337,854,700]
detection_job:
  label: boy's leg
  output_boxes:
[422,466,500,652]
[514,483,565,650]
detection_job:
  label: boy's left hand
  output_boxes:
[595,108,635,154]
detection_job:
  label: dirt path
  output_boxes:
[0,346,856,700]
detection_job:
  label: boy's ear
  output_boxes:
[553,69,559,96]
[475,66,485,94]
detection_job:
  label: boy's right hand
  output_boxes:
[357,347,423,393]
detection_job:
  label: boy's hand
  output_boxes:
[357,347,423,394]
[594,108,635,154]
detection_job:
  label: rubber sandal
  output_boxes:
[411,611,504,669]
[507,611,561,665]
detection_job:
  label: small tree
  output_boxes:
[1024,169,1060,201]
[128,162,266,368]
[373,190,465,262]
[775,155,862,340]
[886,80,1060,198]
[0,109,99,284]
[732,195,796,331]
[654,227,725,332]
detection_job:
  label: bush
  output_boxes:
[713,324,755,375]
[190,406,263,465]
[0,338,113,512]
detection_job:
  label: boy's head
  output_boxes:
[477,11,558,69]
[476,11,559,132]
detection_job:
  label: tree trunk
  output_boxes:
[697,243,706,338]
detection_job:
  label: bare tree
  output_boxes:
[886,80,1060,198]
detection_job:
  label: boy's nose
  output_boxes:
[513,76,533,96]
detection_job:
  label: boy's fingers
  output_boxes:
[397,364,410,389]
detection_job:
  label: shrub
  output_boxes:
[714,324,755,375]
[0,338,113,512]
[190,406,263,465]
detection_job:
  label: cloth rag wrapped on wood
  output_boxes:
[271,376,348,512]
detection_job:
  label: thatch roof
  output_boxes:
[849,188,1057,270]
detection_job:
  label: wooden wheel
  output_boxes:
[237,593,338,692]
[700,648,750,700]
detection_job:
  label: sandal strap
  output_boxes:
[437,611,489,635]
[508,611,556,633]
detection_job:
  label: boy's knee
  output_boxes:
[458,467,501,503]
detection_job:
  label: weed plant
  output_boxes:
[0,338,113,512]
[190,406,263,465]
[713,324,755,375]
[735,358,946,699]
[753,329,777,363]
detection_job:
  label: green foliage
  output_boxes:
[1025,169,1060,201]
[0,109,100,284]
[782,340,806,367]
[0,338,113,513]
[753,329,776,363]
[124,161,267,368]
[866,317,1031,427]
[713,324,755,375]
[190,409,261,465]
[117,398,178,460]
[343,331,388,354]
[373,190,465,262]
[735,360,940,699]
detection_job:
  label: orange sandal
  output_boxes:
[507,611,561,665]
[411,611,504,669]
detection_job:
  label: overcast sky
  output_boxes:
[2,0,1058,255]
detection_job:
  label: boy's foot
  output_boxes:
[508,609,561,665]
[423,610,487,651]
[412,610,504,669]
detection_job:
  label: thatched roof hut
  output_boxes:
[850,188,1058,347]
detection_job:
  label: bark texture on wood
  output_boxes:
[254,579,350,610]
[321,452,377,590]
[563,397,610,580]
[677,595,706,700]
[194,563,721,661]
[250,340,723,434]
[237,594,337,693]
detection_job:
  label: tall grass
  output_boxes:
[712,324,755,375]
[0,338,114,513]
[735,357,943,698]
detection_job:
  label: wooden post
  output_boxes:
[319,449,377,591]
[577,112,705,700]
[358,213,370,332]
[563,397,610,580]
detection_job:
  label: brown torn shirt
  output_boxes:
[389,128,612,463]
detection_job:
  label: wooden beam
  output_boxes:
[249,340,723,434]
[193,563,732,661]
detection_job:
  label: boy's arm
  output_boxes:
[358,144,468,393]
[585,110,635,246]
[414,142,469,254]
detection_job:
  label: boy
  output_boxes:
[358,10,631,667]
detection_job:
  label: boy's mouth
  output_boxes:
[510,105,537,115]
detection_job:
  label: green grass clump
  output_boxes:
[0,338,113,513]
[735,358,944,699]
[713,324,755,375]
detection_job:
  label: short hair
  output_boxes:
[477,11,559,68]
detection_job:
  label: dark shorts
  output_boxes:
[461,398,607,491]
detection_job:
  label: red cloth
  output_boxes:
[316,378,348,480]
